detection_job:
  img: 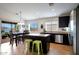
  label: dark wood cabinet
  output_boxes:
[43,32,69,45]
[63,35,69,45]
[59,16,70,27]
[50,34,55,43]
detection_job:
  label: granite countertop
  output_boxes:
[44,31,69,35]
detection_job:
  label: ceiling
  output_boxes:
[0,3,78,22]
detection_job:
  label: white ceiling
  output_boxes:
[0,3,78,22]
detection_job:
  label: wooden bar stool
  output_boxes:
[24,39,32,54]
[32,40,43,55]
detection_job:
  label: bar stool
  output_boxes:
[24,39,32,54]
[32,40,43,55]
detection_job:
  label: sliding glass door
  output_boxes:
[1,22,16,39]
[2,23,11,33]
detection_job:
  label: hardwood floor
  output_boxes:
[48,43,73,55]
[0,41,73,55]
[1,37,10,44]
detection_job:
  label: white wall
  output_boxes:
[25,17,59,33]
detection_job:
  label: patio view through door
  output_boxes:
[1,21,16,43]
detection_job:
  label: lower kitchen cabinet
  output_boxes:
[63,35,69,45]
[51,34,69,45]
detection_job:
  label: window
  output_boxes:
[1,22,16,38]
[30,23,38,31]
[2,23,11,33]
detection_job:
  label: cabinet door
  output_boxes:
[59,16,70,27]
[63,35,69,45]
[45,21,58,31]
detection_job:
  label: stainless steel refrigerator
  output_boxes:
[68,9,76,54]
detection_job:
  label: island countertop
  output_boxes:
[43,31,69,35]
[26,33,50,37]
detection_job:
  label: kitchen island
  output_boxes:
[12,33,50,54]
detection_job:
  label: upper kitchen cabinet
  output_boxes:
[59,16,70,27]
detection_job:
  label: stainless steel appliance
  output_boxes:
[68,9,76,54]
